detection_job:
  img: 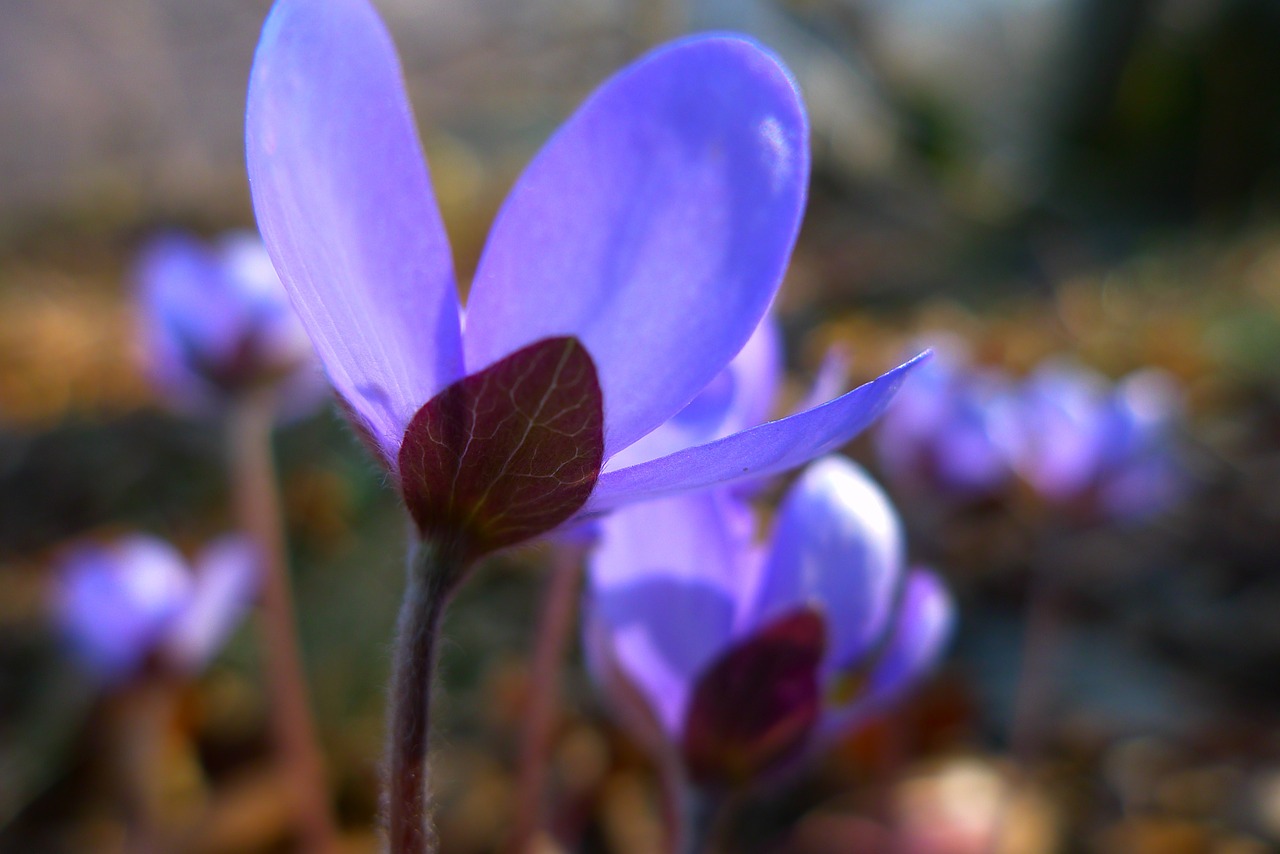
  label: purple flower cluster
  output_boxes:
[876,345,1184,520]
[875,340,1020,498]
[1007,360,1185,520]
[136,230,327,416]
[585,456,952,787]
[56,534,258,683]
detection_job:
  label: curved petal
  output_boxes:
[164,536,261,672]
[464,35,809,457]
[246,0,463,462]
[581,611,676,749]
[605,313,781,470]
[585,490,758,734]
[584,352,927,513]
[821,568,953,739]
[749,456,903,672]
[792,342,850,417]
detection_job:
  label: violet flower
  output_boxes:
[245,0,924,564]
[874,341,1019,499]
[55,534,259,684]
[585,456,953,789]
[137,230,327,416]
[1007,361,1184,520]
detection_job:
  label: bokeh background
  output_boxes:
[3,0,1280,851]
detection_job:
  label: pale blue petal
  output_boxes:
[583,353,927,513]
[246,0,463,462]
[164,536,260,672]
[605,313,781,470]
[585,490,759,734]
[821,568,953,739]
[464,35,808,457]
[750,456,903,672]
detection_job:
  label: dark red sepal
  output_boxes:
[397,336,604,562]
[681,609,826,788]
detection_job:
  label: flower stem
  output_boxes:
[508,544,586,853]
[228,394,337,853]
[387,540,462,854]
[111,673,180,854]
[659,760,682,854]
[677,786,725,854]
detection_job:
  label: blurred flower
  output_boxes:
[585,456,953,788]
[1007,360,1185,521]
[55,534,259,684]
[245,0,924,560]
[136,230,327,416]
[875,341,1020,499]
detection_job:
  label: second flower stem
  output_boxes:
[228,395,337,853]
[508,544,586,853]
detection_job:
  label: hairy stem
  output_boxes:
[508,545,586,853]
[386,540,462,854]
[228,394,337,852]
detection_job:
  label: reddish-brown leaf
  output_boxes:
[682,609,827,788]
[397,336,604,562]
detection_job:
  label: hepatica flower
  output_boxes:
[874,341,1019,499]
[56,534,258,684]
[137,230,326,416]
[245,0,924,567]
[585,456,953,788]
[1007,360,1184,520]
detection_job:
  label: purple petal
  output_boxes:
[585,490,759,734]
[136,233,238,409]
[605,314,781,470]
[722,313,784,434]
[246,0,463,462]
[750,456,903,672]
[56,536,192,681]
[866,569,953,701]
[163,536,260,672]
[580,612,670,750]
[821,568,954,739]
[791,343,851,417]
[584,353,927,513]
[464,35,809,457]
[605,622,699,739]
[214,232,322,375]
